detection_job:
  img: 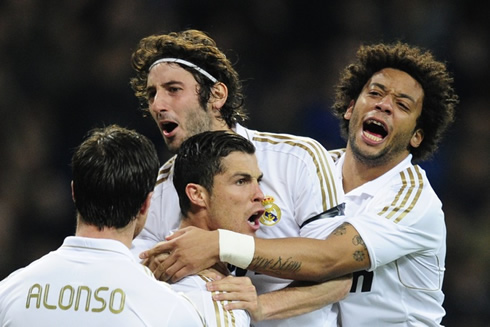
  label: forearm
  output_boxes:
[258,275,352,321]
[226,223,370,281]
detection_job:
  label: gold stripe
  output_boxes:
[197,274,236,326]
[377,166,424,223]
[378,170,408,216]
[394,166,424,223]
[385,169,414,219]
[155,157,176,186]
[328,149,346,163]
[252,132,338,210]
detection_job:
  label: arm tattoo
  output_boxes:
[250,256,302,275]
[352,235,365,247]
[352,234,367,262]
[332,223,348,236]
[353,250,365,262]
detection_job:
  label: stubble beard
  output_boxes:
[348,127,412,168]
[166,106,214,154]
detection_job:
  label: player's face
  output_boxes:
[206,152,265,236]
[146,63,221,153]
[344,68,424,167]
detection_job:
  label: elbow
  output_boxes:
[338,273,353,300]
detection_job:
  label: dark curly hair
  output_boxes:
[130,29,248,128]
[332,42,459,162]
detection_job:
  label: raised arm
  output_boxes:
[249,222,370,281]
[142,223,370,283]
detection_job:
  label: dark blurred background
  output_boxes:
[0,1,488,325]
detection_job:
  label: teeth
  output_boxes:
[363,131,383,142]
[367,120,384,127]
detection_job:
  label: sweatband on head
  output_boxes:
[149,58,218,83]
[218,229,255,269]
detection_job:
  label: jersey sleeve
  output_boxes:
[300,215,347,240]
[293,138,343,235]
[345,166,445,272]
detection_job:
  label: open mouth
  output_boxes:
[362,119,388,142]
[248,210,265,227]
[161,122,178,135]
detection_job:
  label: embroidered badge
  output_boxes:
[259,196,281,226]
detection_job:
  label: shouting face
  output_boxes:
[344,68,425,167]
[146,63,223,153]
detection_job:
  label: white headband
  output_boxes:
[149,58,218,83]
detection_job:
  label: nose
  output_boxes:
[253,182,265,203]
[149,89,168,117]
[375,95,394,114]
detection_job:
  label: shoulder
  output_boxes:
[374,164,442,225]
[154,155,177,188]
[248,129,333,164]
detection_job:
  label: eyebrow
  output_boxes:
[146,80,184,91]
[232,172,264,181]
[370,82,416,103]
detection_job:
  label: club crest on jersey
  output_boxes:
[259,196,281,226]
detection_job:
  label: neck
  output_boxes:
[342,144,408,193]
[76,221,134,248]
[179,210,211,230]
[180,213,230,276]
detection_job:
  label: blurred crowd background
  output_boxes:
[0,1,488,325]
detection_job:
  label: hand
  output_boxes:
[199,266,228,280]
[141,241,170,276]
[139,227,220,282]
[206,276,263,322]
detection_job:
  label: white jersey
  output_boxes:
[172,273,250,326]
[0,236,204,327]
[132,123,343,326]
[329,150,446,326]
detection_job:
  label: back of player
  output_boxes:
[173,273,250,327]
[0,237,204,327]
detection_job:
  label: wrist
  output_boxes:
[218,229,254,269]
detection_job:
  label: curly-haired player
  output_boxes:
[156,41,459,326]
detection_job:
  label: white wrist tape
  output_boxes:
[218,229,255,269]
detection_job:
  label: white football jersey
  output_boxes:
[0,237,204,326]
[172,273,250,327]
[132,123,344,326]
[330,151,447,326]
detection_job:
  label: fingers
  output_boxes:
[199,268,225,281]
[168,263,198,283]
[206,276,259,316]
[165,228,186,241]
[152,254,177,281]
[207,276,257,301]
[139,240,173,260]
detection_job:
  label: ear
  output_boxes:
[185,183,208,209]
[209,82,228,111]
[410,129,424,148]
[344,100,355,120]
[71,181,75,202]
[133,192,153,239]
[139,192,153,216]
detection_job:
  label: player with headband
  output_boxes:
[130,29,350,326]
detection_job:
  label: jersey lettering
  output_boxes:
[349,271,373,293]
[26,283,126,313]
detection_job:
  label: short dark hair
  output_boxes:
[332,42,459,162]
[130,29,248,128]
[173,131,255,217]
[71,124,159,230]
